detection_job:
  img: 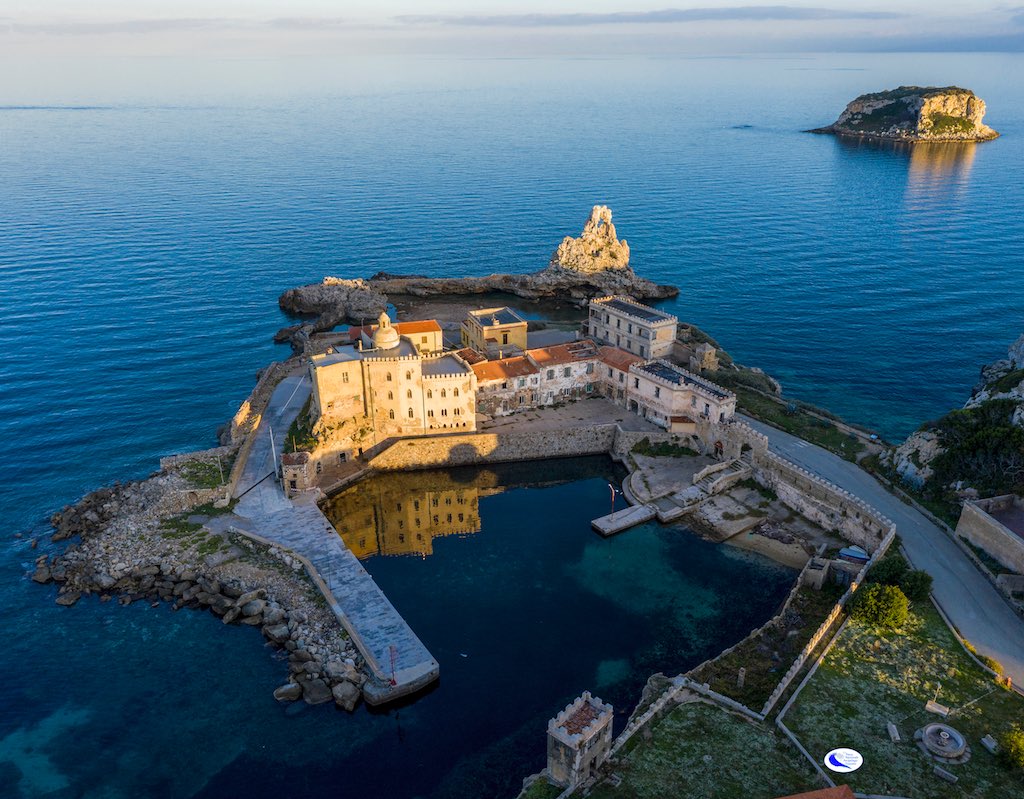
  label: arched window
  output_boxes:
[407,407,414,418]
[427,389,433,399]
[406,389,413,399]
[453,388,459,397]
[388,391,394,400]
[388,409,395,419]
[406,371,412,381]
[386,372,392,382]
[441,389,447,398]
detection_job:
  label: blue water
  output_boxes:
[1,52,1022,797]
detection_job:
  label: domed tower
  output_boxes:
[372,311,401,351]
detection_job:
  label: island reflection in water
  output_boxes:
[322,459,614,559]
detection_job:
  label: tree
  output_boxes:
[850,584,909,629]
[899,569,934,602]
[999,725,1024,771]
[869,553,909,586]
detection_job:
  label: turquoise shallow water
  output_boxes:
[1,52,1022,797]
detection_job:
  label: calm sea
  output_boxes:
[1,52,1022,797]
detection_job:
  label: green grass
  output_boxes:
[586,702,818,799]
[785,604,1024,798]
[989,368,1024,394]
[285,398,317,453]
[519,778,563,799]
[179,458,230,489]
[928,112,976,135]
[733,387,865,462]
[630,438,699,458]
[689,583,845,711]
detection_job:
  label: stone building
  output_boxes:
[626,359,736,429]
[461,306,528,356]
[587,295,678,359]
[348,319,444,355]
[528,340,601,405]
[309,312,477,462]
[597,345,644,406]
[546,691,614,789]
[471,355,540,416]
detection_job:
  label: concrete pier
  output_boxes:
[591,504,657,536]
[230,375,439,703]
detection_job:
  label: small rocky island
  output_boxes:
[812,86,998,142]
[277,205,677,347]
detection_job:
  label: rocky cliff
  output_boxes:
[278,206,677,346]
[887,334,1024,499]
[813,86,998,142]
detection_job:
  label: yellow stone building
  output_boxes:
[460,306,528,356]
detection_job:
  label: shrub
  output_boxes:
[868,553,910,586]
[850,584,909,629]
[899,569,934,602]
[999,725,1024,771]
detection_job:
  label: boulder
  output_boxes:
[301,679,333,705]
[273,683,303,702]
[263,607,286,625]
[221,607,241,624]
[264,624,291,644]
[55,591,81,607]
[332,680,361,712]
[235,589,266,607]
[31,565,52,584]
[240,599,266,618]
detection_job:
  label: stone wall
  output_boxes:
[956,498,1024,575]
[229,360,298,444]
[159,446,234,473]
[368,425,621,471]
[755,452,891,554]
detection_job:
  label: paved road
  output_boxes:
[742,416,1024,687]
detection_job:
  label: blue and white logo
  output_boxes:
[823,747,863,773]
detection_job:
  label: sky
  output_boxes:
[1,2,1022,56]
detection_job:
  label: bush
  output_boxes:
[868,553,909,586]
[899,569,933,602]
[999,725,1024,771]
[850,584,909,629]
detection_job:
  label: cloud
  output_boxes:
[396,6,904,28]
[9,18,235,35]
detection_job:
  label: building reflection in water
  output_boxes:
[324,470,501,559]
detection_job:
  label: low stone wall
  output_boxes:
[956,498,1024,575]
[159,446,233,473]
[228,359,299,444]
[369,425,621,471]
[755,452,891,554]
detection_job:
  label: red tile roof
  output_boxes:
[598,345,644,372]
[454,347,486,365]
[527,340,599,367]
[471,356,538,383]
[348,320,441,340]
[775,787,855,799]
[561,702,600,734]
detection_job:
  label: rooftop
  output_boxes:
[348,319,442,341]
[421,354,470,376]
[775,787,855,799]
[528,340,599,367]
[561,701,600,735]
[636,360,732,399]
[592,295,676,324]
[454,347,486,365]
[471,355,538,382]
[468,306,526,327]
[598,345,644,372]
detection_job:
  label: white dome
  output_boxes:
[372,312,400,350]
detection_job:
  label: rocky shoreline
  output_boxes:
[276,205,678,351]
[33,465,367,712]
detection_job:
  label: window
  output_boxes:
[547,369,554,379]
[388,390,394,400]
[407,389,413,399]
[605,313,610,323]
[691,396,697,407]
[634,377,639,388]
[414,500,420,511]
[628,323,633,333]
[316,462,322,474]
[585,383,592,392]
[427,389,432,399]
[501,381,508,389]
[427,409,434,417]
[518,378,525,388]
[454,408,460,415]
[640,346,646,357]
[563,367,570,377]
[339,453,346,463]
[342,372,349,383]
[388,409,395,419]
[453,388,459,397]
[502,333,508,345]
[441,408,448,416]
[607,368,613,378]
[616,319,621,328]
[407,407,414,418]
[586,363,594,374]
[618,372,624,383]
[386,372,392,381]
[441,389,447,398]
[406,371,412,380]
[289,479,297,490]
[519,395,525,404]
[421,336,427,344]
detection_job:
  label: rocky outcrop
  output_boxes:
[276,206,677,349]
[812,86,998,142]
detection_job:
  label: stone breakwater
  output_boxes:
[35,450,368,712]
[276,205,677,350]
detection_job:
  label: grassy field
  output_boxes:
[689,583,845,711]
[732,387,865,462]
[784,603,1024,798]
[587,702,819,798]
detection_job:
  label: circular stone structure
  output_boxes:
[915,723,971,765]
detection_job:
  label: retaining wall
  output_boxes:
[956,498,1024,575]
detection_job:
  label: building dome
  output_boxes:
[372,311,401,350]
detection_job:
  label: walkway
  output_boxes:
[742,416,1024,687]
[230,375,439,703]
